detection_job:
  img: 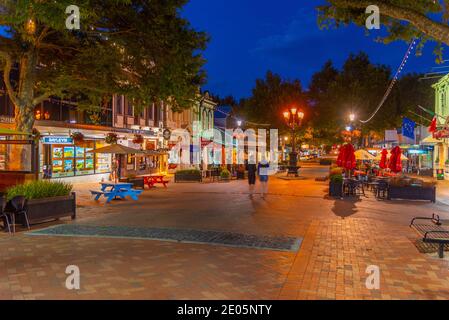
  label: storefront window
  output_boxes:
[0,141,33,172]
[49,140,112,178]
[52,145,75,178]
[95,142,112,173]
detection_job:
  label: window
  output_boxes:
[127,99,134,116]
[441,91,446,114]
[148,105,154,120]
[115,95,123,115]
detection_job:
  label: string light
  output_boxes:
[360,38,418,124]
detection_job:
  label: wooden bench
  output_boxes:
[410,214,449,258]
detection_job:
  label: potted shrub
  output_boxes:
[6,180,76,224]
[174,169,202,182]
[132,134,144,145]
[220,168,231,182]
[329,167,343,198]
[70,132,85,145]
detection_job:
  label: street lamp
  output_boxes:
[349,113,355,122]
[283,107,305,176]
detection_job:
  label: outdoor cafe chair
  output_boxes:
[7,196,30,233]
[0,196,11,234]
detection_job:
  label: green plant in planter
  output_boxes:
[329,173,343,184]
[220,169,231,179]
[7,180,73,201]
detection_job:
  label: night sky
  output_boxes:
[182,0,445,99]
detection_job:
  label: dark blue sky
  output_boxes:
[182,0,443,99]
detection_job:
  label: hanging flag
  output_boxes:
[402,117,416,140]
[429,116,437,133]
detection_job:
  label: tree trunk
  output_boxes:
[14,104,35,132]
[14,50,38,133]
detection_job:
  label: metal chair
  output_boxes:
[8,196,30,233]
[0,196,11,234]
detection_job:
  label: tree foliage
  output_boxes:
[309,52,433,144]
[318,0,449,61]
[240,71,308,133]
[0,0,208,131]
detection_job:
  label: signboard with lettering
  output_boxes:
[43,137,74,145]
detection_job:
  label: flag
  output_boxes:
[429,116,437,133]
[402,117,415,140]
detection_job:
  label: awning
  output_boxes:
[0,128,30,136]
[421,135,441,145]
[88,144,144,154]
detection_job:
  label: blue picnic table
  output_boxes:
[91,182,143,204]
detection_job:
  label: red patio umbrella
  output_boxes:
[388,146,403,173]
[336,145,346,167]
[343,144,356,170]
[379,149,388,169]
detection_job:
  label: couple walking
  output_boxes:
[247,158,270,199]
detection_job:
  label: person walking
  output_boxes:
[258,158,270,199]
[247,158,257,198]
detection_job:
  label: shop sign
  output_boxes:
[0,116,14,124]
[43,136,74,144]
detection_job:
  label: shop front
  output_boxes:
[41,135,112,182]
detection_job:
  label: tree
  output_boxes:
[241,71,308,133]
[308,52,433,145]
[0,0,208,132]
[318,0,449,60]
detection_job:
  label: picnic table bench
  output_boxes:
[90,182,143,204]
[139,175,170,189]
[410,214,449,258]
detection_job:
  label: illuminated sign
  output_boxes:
[43,136,74,144]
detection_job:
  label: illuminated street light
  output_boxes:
[349,113,355,122]
[282,107,305,177]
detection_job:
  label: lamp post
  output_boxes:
[283,107,304,176]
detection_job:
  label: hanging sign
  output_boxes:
[43,136,74,144]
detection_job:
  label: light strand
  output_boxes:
[359,38,418,124]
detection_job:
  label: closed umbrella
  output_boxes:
[379,149,388,169]
[388,146,403,173]
[337,145,347,167]
[343,144,356,171]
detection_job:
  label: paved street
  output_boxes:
[2,164,449,300]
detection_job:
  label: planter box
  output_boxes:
[320,159,333,166]
[174,173,202,183]
[14,192,77,225]
[388,186,436,203]
[329,181,343,198]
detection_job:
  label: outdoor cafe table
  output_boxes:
[90,182,142,203]
[138,174,169,189]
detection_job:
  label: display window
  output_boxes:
[95,142,112,173]
[49,139,111,177]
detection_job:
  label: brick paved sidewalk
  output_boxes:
[1,165,449,300]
